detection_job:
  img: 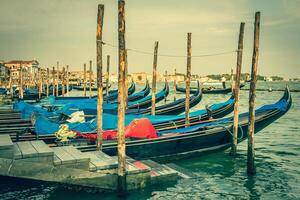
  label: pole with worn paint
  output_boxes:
[38,68,41,99]
[117,0,127,195]
[151,41,159,116]
[19,65,23,99]
[46,68,49,97]
[89,60,92,98]
[247,12,260,175]
[62,67,65,97]
[52,67,55,96]
[173,69,177,101]
[83,63,87,97]
[56,62,59,96]
[230,22,245,156]
[164,70,167,103]
[106,55,110,97]
[185,33,192,127]
[96,4,104,151]
[124,50,128,108]
[66,65,69,96]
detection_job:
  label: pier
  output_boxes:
[0,134,186,192]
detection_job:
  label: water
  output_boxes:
[0,81,299,199]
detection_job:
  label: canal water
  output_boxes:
[0,81,299,199]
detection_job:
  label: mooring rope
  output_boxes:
[97,40,237,58]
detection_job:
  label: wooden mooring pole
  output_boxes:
[173,68,176,101]
[117,0,127,195]
[62,67,65,97]
[185,33,192,126]
[106,55,110,97]
[19,65,23,99]
[9,69,12,98]
[124,50,128,108]
[83,63,87,97]
[56,62,59,96]
[66,65,69,96]
[38,68,41,100]
[164,70,167,103]
[151,41,159,116]
[52,67,55,96]
[96,4,104,151]
[89,60,92,98]
[230,22,245,156]
[46,68,49,97]
[247,12,260,175]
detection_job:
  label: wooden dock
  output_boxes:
[0,134,193,192]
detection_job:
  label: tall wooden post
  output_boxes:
[9,69,12,98]
[185,33,192,126]
[38,68,41,99]
[124,50,128,108]
[247,12,260,175]
[106,55,110,97]
[46,68,49,97]
[164,70,167,103]
[56,62,59,96]
[230,22,245,156]
[19,65,23,99]
[117,0,127,195]
[89,60,92,98]
[151,41,159,116]
[52,67,55,96]
[231,68,234,92]
[66,65,69,96]
[173,69,177,101]
[83,63,87,97]
[96,4,104,151]
[62,67,65,97]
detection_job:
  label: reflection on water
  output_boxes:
[0,81,299,199]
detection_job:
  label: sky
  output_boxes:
[0,0,299,79]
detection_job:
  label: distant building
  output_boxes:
[4,60,39,81]
[0,61,9,85]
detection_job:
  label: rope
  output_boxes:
[97,40,237,58]
[206,123,244,141]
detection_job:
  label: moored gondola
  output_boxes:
[176,83,245,94]
[75,86,291,161]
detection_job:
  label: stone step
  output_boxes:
[53,146,90,170]
[165,163,198,179]
[83,151,118,172]
[14,140,54,163]
[0,134,14,159]
[111,156,150,175]
[138,160,179,184]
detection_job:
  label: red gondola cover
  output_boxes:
[76,118,157,141]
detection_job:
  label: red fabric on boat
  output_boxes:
[125,118,157,139]
[75,118,157,141]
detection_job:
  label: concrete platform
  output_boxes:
[0,134,186,192]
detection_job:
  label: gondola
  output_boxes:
[103,81,135,101]
[176,83,245,94]
[109,80,150,103]
[73,84,111,91]
[75,87,291,161]
[125,81,202,115]
[103,82,169,112]
[13,85,73,101]
[13,92,235,141]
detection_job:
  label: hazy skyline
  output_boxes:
[0,0,299,78]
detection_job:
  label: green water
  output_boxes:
[0,81,299,199]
